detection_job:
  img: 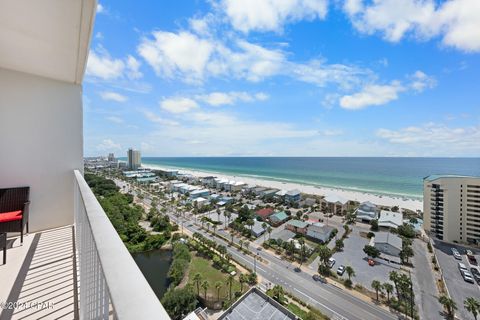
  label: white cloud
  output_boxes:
[97,139,121,151]
[376,123,480,153]
[409,70,436,92]
[106,116,124,124]
[97,3,104,14]
[86,49,125,80]
[126,55,143,79]
[138,31,214,83]
[142,110,180,126]
[344,0,480,52]
[339,81,404,110]
[100,91,128,102]
[221,0,328,33]
[160,97,199,114]
[195,91,269,106]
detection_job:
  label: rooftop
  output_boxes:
[378,210,403,228]
[270,211,289,222]
[324,194,348,205]
[218,287,297,320]
[256,208,274,217]
[374,232,403,251]
[286,189,301,196]
[286,219,309,229]
[424,174,480,182]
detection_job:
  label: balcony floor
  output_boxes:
[0,226,78,319]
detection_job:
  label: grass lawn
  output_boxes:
[287,303,308,319]
[187,254,244,300]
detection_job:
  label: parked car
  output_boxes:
[337,265,346,276]
[327,258,336,268]
[462,271,475,284]
[458,262,468,273]
[466,249,473,256]
[368,259,375,266]
[452,248,462,260]
[312,274,327,283]
[470,268,480,284]
[467,255,478,266]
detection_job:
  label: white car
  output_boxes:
[327,258,336,268]
[459,262,468,273]
[452,248,462,260]
[462,271,475,284]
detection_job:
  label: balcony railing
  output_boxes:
[73,170,170,320]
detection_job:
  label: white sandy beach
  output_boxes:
[144,164,423,212]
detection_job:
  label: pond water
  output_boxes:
[132,249,172,300]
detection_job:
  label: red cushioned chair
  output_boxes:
[0,187,30,244]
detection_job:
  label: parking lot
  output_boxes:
[434,240,480,320]
[327,226,401,289]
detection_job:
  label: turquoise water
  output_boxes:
[135,157,480,199]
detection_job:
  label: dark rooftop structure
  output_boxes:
[219,287,297,320]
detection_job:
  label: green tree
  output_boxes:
[383,282,394,303]
[267,226,273,240]
[317,245,333,275]
[239,274,247,292]
[272,285,285,303]
[464,297,480,320]
[201,280,209,300]
[335,239,344,251]
[161,286,198,320]
[227,274,234,300]
[400,245,414,264]
[439,295,457,318]
[371,280,382,301]
[363,245,381,259]
[215,281,223,302]
[262,222,268,241]
[193,273,202,296]
[345,266,355,281]
[370,219,379,231]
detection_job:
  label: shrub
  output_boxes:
[367,232,375,239]
[344,279,353,289]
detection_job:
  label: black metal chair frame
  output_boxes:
[0,187,30,244]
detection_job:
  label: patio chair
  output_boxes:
[0,187,30,244]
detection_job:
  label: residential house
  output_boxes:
[251,220,267,238]
[269,211,289,226]
[378,211,403,229]
[322,195,348,215]
[261,189,279,199]
[371,232,403,257]
[190,189,210,199]
[254,187,267,196]
[355,201,379,222]
[285,220,309,235]
[306,223,335,243]
[285,189,301,203]
[255,208,274,221]
[299,197,317,207]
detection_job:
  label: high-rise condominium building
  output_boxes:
[424,175,480,244]
[108,153,115,162]
[127,148,141,170]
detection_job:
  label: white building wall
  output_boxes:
[0,68,83,232]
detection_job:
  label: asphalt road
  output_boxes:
[117,180,399,320]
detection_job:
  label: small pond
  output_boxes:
[132,249,172,300]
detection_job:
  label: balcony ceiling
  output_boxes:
[0,0,96,84]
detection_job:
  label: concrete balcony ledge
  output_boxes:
[0,171,170,320]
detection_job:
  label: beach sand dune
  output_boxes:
[145,165,423,212]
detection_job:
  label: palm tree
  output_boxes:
[193,273,202,295]
[244,241,250,251]
[227,274,234,300]
[389,271,400,300]
[298,237,306,266]
[215,281,223,302]
[383,282,394,303]
[464,297,480,320]
[239,239,243,250]
[239,274,247,292]
[438,295,457,318]
[345,266,355,281]
[371,280,382,301]
[317,245,332,274]
[230,230,235,244]
[267,226,273,240]
[212,224,217,235]
[201,280,209,300]
[225,253,232,264]
[262,222,268,241]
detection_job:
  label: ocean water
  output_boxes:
[138,157,480,199]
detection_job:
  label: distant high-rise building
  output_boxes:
[108,153,115,162]
[424,175,480,244]
[127,148,141,170]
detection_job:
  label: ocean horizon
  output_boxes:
[118,157,480,200]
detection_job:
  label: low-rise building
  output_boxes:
[254,187,267,196]
[251,220,267,238]
[192,197,208,207]
[285,189,301,203]
[371,232,403,257]
[299,197,317,207]
[255,208,274,220]
[355,201,378,222]
[269,211,289,226]
[378,210,403,229]
[285,220,309,234]
[322,194,348,215]
[306,223,335,243]
[190,189,210,199]
[261,189,279,199]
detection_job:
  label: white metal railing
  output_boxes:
[74,170,170,319]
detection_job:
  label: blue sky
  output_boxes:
[84,0,480,157]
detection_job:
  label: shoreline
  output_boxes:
[143,163,423,212]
